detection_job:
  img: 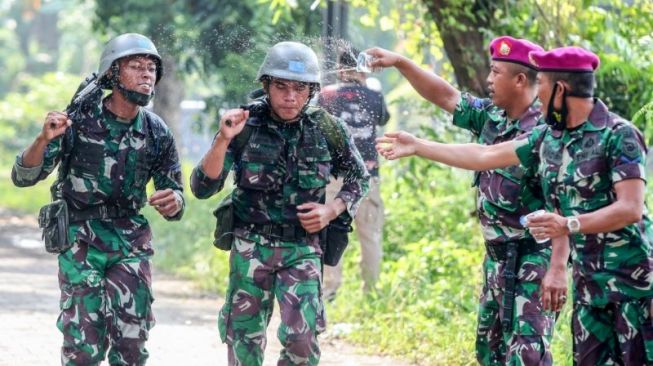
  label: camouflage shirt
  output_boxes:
[515,99,653,306]
[190,106,369,227]
[453,93,544,243]
[12,98,185,253]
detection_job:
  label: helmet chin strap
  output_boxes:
[117,83,154,107]
[545,83,567,131]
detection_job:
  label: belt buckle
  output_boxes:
[263,224,274,237]
[281,225,295,241]
[486,243,498,261]
[99,205,108,218]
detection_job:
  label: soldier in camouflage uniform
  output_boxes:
[190,41,369,366]
[367,37,566,365]
[11,33,184,365]
[377,46,653,365]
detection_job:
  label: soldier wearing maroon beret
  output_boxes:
[377,46,653,366]
[522,46,653,365]
[366,36,566,365]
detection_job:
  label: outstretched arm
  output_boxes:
[366,47,461,114]
[376,131,520,171]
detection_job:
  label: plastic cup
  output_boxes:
[519,209,549,243]
[356,52,373,73]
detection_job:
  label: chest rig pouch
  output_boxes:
[212,193,235,251]
[38,199,72,253]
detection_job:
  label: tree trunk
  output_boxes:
[423,0,496,97]
[152,54,184,151]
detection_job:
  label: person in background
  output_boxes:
[317,47,390,298]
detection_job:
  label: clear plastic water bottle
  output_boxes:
[519,209,549,243]
[356,52,373,73]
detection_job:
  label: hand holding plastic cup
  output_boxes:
[520,209,550,243]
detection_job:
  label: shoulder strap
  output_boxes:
[51,121,79,200]
[232,123,254,154]
[306,106,346,154]
[141,109,161,157]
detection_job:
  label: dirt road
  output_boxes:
[0,208,410,365]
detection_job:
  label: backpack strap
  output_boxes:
[50,126,76,200]
[231,123,254,154]
[305,105,347,155]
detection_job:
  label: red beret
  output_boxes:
[528,46,600,73]
[489,36,544,69]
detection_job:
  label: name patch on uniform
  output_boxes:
[288,61,305,73]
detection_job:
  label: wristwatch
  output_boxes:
[566,216,581,234]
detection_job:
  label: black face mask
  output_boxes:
[545,83,568,131]
[117,83,155,107]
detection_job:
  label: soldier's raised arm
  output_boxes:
[190,108,249,199]
[11,112,72,187]
[366,47,460,113]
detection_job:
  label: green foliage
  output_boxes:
[634,100,653,146]
[0,72,81,165]
[0,25,25,97]
[92,0,323,117]
[490,0,653,123]
[0,165,52,214]
[327,160,482,365]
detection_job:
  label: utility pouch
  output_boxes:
[322,217,353,266]
[38,199,72,254]
[212,194,235,251]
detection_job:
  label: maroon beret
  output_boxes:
[528,46,600,73]
[489,36,544,69]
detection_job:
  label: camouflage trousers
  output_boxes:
[476,248,556,366]
[572,298,653,365]
[57,241,154,366]
[218,229,326,366]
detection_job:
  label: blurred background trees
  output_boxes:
[0,0,651,364]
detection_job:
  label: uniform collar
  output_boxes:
[583,98,609,131]
[514,98,542,131]
[565,98,608,139]
[549,98,608,139]
[101,96,146,136]
[501,98,542,134]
